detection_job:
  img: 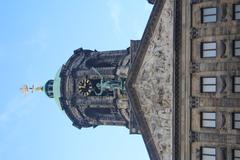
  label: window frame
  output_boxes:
[201,147,216,160]
[233,40,240,56]
[201,7,217,23]
[201,112,217,128]
[201,77,217,93]
[232,113,240,129]
[201,42,217,58]
[233,4,240,20]
[232,149,240,160]
[233,76,240,93]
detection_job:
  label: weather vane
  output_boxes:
[20,84,43,95]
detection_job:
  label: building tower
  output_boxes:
[21,41,141,134]
[57,47,131,129]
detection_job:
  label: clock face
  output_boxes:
[78,79,92,96]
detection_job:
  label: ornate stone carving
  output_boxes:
[190,62,200,73]
[190,97,199,108]
[221,4,228,22]
[189,131,199,142]
[220,112,227,130]
[219,75,227,93]
[190,27,199,39]
[133,0,174,158]
[220,40,227,58]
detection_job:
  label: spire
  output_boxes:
[20,84,43,95]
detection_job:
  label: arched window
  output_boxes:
[85,58,112,68]
[84,108,112,120]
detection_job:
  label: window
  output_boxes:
[202,7,217,23]
[233,40,240,56]
[233,113,240,129]
[201,147,216,160]
[201,112,216,128]
[201,42,217,58]
[233,149,240,160]
[233,76,240,93]
[201,77,217,93]
[233,4,240,20]
[85,108,112,119]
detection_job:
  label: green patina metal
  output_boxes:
[45,67,125,106]
[92,67,125,96]
[53,67,62,109]
[43,68,62,109]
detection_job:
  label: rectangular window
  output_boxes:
[233,113,240,129]
[233,76,240,93]
[202,7,217,23]
[234,4,240,20]
[201,147,216,160]
[201,42,217,58]
[201,77,217,93]
[233,149,240,160]
[201,112,216,128]
[234,40,240,56]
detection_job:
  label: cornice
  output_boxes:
[126,0,167,160]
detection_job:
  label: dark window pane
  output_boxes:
[235,41,240,48]
[202,112,216,128]
[202,86,216,92]
[236,13,240,19]
[234,113,240,121]
[235,5,240,12]
[203,78,216,84]
[202,42,216,58]
[202,8,217,23]
[202,120,216,128]
[203,43,216,50]
[234,149,240,157]
[235,49,240,56]
[234,77,240,84]
[203,16,217,22]
[203,112,216,119]
[203,51,216,57]
[202,147,216,160]
[203,8,217,15]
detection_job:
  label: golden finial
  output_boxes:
[20,85,29,95]
[20,84,43,95]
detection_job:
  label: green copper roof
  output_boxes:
[53,67,62,109]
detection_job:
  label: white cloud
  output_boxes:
[107,0,121,32]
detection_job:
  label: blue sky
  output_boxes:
[0,1,152,160]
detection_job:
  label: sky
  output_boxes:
[0,1,152,160]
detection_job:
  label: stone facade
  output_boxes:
[126,0,174,159]
[58,42,141,133]
[128,0,240,159]
[134,0,174,159]
[179,0,240,159]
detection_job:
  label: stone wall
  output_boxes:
[134,0,174,159]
